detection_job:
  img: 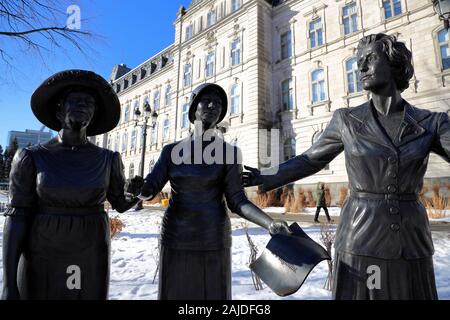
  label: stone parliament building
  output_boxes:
[95,0,450,201]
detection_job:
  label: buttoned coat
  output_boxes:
[260,101,450,259]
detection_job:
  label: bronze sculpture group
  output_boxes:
[2,33,449,300]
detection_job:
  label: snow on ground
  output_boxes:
[0,209,448,300]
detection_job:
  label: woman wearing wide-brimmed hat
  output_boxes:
[2,70,142,300]
[139,83,291,300]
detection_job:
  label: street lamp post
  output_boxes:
[134,100,158,210]
[433,0,450,30]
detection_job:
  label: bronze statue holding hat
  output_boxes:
[139,83,291,300]
[2,70,142,300]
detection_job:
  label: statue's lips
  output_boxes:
[360,75,373,81]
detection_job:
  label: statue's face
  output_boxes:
[57,91,96,131]
[357,42,394,92]
[195,90,223,129]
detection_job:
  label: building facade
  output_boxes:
[8,127,53,149]
[98,0,450,199]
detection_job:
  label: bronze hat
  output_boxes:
[31,70,121,136]
[188,83,228,124]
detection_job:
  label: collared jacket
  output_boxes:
[260,101,450,259]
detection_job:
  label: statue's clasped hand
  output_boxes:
[138,179,154,201]
[127,176,144,197]
[241,165,263,187]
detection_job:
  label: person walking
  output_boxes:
[314,182,331,223]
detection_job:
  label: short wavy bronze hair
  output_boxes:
[357,33,414,92]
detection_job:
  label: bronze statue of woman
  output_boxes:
[2,70,141,300]
[243,33,450,300]
[139,83,291,300]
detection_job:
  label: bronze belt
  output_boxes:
[350,190,418,201]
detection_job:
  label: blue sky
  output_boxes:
[0,0,191,148]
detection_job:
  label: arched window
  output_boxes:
[311,69,326,103]
[122,132,128,153]
[230,84,241,114]
[312,131,330,170]
[181,103,189,129]
[345,57,363,94]
[438,28,450,70]
[130,128,137,150]
[129,163,135,178]
[165,85,172,106]
[283,138,296,161]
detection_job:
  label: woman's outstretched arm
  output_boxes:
[242,109,345,191]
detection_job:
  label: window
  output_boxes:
[309,18,323,49]
[151,123,158,144]
[207,9,216,27]
[153,91,160,110]
[205,52,215,78]
[281,79,294,111]
[122,132,128,153]
[383,0,402,19]
[345,57,363,94]
[231,0,241,12]
[132,74,137,84]
[116,84,121,93]
[142,96,149,110]
[343,2,358,35]
[230,84,241,114]
[183,63,192,87]
[163,119,170,141]
[312,131,329,170]
[181,104,190,129]
[281,30,292,60]
[165,85,172,106]
[133,100,139,114]
[114,133,119,151]
[438,29,450,70]
[231,38,241,66]
[124,105,130,123]
[130,128,137,150]
[283,138,296,161]
[129,163,134,178]
[311,69,326,103]
[185,24,194,41]
[107,136,111,150]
